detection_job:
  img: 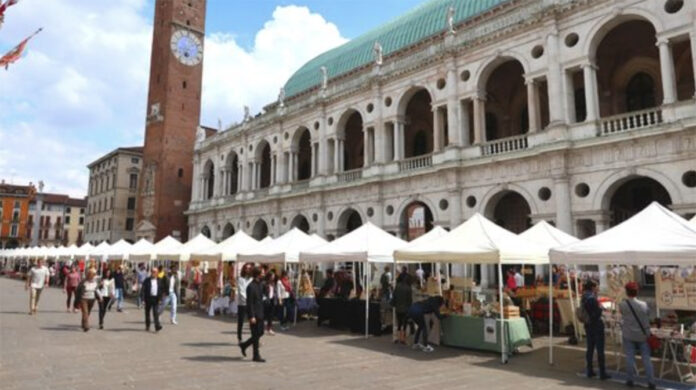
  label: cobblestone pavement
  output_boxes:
[0,277,622,390]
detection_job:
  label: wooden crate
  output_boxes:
[503,305,520,319]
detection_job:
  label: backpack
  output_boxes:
[576,300,590,324]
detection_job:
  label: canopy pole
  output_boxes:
[437,263,443,297]
[294,263,300,327]
[392,253,397,342]
[549,269,554,365]
[497,262,506,364]
[365,263,369,339]
[566,266,579,341]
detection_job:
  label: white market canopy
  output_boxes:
[151,235,184,261]
[104,239,134,261]
[394,213,549,264]
[259,236,273,244]
[194,231,260,262]
[127,238,156,263]
[74,243,95,260]
[179,233,218,261]
[550,202,696,266]
[238,228,327,264]
[57,244,79,260]
[690,215,696,227]
[301,222,407,264]
[91,241,112,260]
[519,220,579,249]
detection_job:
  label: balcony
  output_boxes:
[599,107,662,136]
[337,169,362,183]
[293,179,310,190]
[481,134,529,156]
[399,154,432,172]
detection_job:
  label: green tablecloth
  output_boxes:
[440,315,532,353]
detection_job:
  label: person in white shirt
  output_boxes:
[97,269,115,329]
[77,268,101,332]
[236,263,253,343]
[514,267,525,289]
[25,259,50,315]
[159,265,180,325]
[415,267,425,289]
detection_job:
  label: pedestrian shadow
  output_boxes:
[329,336,468,361]
[1,310,66,314]
[181,342,234,347]
[182,355,243,362]
[105,328,143,333]
[40,324,81,332]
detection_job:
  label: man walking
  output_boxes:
[25,259,50,315]
[159,265,180,325]
[135,264,148,309]
[240,267,265,362]
[142,267,167,332]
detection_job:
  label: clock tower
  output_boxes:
[136,0,206,243]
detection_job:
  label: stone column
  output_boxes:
[473,96,486,144]
[446,59,462,146]
[363,130,370,167]
[657,38,677,105]
[237,163,244,191]
[460,101,471,146]
[690,31,696,98]
[526,78,541,133]
[270,155,276,186]
[249,162,256,190]
[372,85,386,164]
[288,152,295,182]
[546,30,564,124]
[563,70,577,123]
[337,139,345,172]
[293,152,299,180]
[393,121,405,160]
[433,106,442,152]
[582,63,599,121]
[553,176,572,233]
[191,161,200,201]
[311,144,317,177]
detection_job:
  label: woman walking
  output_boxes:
[98,269,115,329]
[263,271,278,335]
[63,264,81,313]
[277,270,294,330]
[76,268,100,332]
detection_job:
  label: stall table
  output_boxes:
[441,315,532,354]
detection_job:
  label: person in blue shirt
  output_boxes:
[582,280,610,380]
[407,295,445,353]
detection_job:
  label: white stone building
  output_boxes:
[187,0,696,276]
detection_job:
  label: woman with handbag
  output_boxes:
[619,282,656,389]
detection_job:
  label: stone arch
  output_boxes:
[255,139,272,189]
[584,11,664,60]
[335,207,365,237]
[397,86,435,158]
[396,85,435,117]
[397,200,435,241]
[251,218,269,240]
[291,127,313,181]
[483,190,533,233]
[203,159,215,199]
[474,53,531,91]
[225,151,239,195]
[222,222,235,239]
[336,109,364,171]
[200,225,211,238]
[481,58,529,140]
[480,183,539,217]
[592,168,682,212]
[290,213,311,233]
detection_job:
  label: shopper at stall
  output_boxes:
[75,268,99,332]
[240,267,266,362]
[263,271,278,335]
[506,269,517,290]
[160,265,180,325]
[581,280,610,380]
[318,269,335,298]
[236,263,253,343]
[393,273,413,345]
[97,269,115,329]
[277,270,294,330]
[514,267,524,289]
[25,259,50,315]
[63,264,81,313]
[380,266,393,301]
[407,295,445,352]
[619,282,655,389]
[142,267,167,332]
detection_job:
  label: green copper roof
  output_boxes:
[283,0,510,99]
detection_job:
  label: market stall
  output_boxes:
[549,202,696,382]
[394,213,548,362]
[301,222,407,338]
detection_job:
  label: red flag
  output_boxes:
[0,0,20,17]
[0,27,41,70]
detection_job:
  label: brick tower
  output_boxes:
[136,0,206,242]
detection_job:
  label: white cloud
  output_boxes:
[0,1,346,198]
[201,5,347,127]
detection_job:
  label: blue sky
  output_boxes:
[0,0,426,197]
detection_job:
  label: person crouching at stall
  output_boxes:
[581,280,610,380]
[393,272,413,345]
[407,295,445,353]
[619,282,655,389]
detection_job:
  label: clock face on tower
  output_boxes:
[170,29,203,66]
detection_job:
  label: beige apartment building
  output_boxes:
[85,147,143,244]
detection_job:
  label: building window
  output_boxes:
[10,224,18,237]
[66,207,71,213]
[126,218,134,231]
[110,197,114,209]
[79,217,84,225]
[131,157,139,164]
[12,210,19,222]
[80,208,84,214]
[65,216,71,224]
[108,218,112,230]
[178,168,184,178]
[127,197,136,210]
[129,174,138,189]
[13,201,20,209]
